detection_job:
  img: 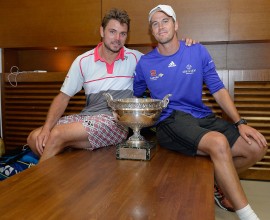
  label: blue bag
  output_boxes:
[0,145,39,181]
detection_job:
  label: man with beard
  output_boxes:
[133,5,267,220]
[27,8,196,162]
[27,8,143,162]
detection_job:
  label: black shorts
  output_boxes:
[156,110,240,156]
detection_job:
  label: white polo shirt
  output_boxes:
[61,43,143,115]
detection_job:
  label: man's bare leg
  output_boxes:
[27,123,90,162]
[198,131,248,210]
[231,137,267,174]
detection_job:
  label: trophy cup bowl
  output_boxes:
[104,93,171,160]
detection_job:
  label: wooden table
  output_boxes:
[0,146,214,220]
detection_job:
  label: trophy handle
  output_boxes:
[103,93,115,110]
[161,94,172,108]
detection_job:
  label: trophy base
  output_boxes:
[116,140,157,161]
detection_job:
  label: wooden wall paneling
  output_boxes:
[2,49,20,73]
[1,72,85,152]
[102,0,229,44]
[102,0,154,44]
[227,43,270,70]
[170,0,229,42]
[0,1,101,48]
[204,44,227,69]
[1,0,270,47]
[230,0,270,41]
[128,46,154,56]
[3,47,93,73]
[229,70,270,180]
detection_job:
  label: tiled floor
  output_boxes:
[215,180,270,220]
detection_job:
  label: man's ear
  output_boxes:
[175,20,179,32]
[100,26,104,38]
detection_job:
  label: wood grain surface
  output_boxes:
[0,146,214,220]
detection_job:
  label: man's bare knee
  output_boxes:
[27,128,41,156]
[247,142,267,162]
[200,132,231,159]
[44,127,66,151]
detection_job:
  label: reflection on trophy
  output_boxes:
[104,93,171,161]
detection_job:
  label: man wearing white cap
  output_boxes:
[134,4,267,220]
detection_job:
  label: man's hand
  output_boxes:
[182,38,199,46]
[112,112,119,121]
[36,127,50,156]
[238,124,268,148]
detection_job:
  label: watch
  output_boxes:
[234,118,247,127]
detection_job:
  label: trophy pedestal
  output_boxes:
[116,141,157,161]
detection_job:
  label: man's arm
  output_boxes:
[133,61,148,97]
[212,88,240,123]
[213,88,267,148]
[36,92,71,154]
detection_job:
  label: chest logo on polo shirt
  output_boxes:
[150,70,164,80]
[168,61,176,67]
[182,64,196,74]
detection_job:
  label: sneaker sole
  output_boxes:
[214,197,235,212]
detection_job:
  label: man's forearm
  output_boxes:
[43,93,70,131]
[213,88,241,123]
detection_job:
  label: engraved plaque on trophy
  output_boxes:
[104,93,171,161]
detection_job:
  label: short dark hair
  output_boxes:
[101,8,130,31]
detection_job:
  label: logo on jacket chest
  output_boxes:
[182,64,196,74]
[149,70,164,80]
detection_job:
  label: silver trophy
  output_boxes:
[104,93,171,160]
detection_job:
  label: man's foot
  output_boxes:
[214,184,235,212]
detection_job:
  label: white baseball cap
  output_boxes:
[149,5,176,23]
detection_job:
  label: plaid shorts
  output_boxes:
[57,114,128,150]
